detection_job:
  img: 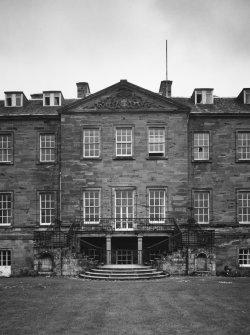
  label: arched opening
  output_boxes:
[38,254,53,273]
[196,253,207,271]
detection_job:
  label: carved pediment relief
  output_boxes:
[84,87,163,110]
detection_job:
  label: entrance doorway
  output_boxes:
[111,237,137,264]
[196,253,207,271]
[116,249,134,264]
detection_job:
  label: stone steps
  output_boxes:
[79,265,169,280]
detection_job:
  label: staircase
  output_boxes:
[79,265,169,281]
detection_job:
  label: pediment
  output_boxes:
[61,80,189,113]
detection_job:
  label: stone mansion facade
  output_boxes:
[0,78,250,276]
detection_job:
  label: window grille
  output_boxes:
[0,250,11,266]
[239,249,250,267]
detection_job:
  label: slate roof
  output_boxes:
[172,97,250,115]
[0,99,77,117]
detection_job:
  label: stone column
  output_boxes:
[106,235,112,265]
[137,234,143,265]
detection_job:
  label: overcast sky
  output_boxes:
[0,0,249,99]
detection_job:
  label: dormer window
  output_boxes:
[193,89,213,104]
[4,92,23,107]
[43,92,62,106]
[244,90,250,104]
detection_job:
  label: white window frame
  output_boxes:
[40,193,55,225]
[148,189,166,223]
[195,90,213,104]
[43,93,61,107]
[40,134,56,162]
[0,133,13,163]
[83,128,100,158]
[116,127,133,157]
[237,132,250,161]
[237,191,250,224]
[4,93,23,107]
[148,127,165,157]
[115,189,134,230]
[83,189,100,224]
[0,193,12,226]
[239,249,250,267]
[193,132,210,161]
[193,191,210,224]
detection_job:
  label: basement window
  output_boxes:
[239,249,250,267]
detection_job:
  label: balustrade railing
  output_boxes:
[71,217,178,233]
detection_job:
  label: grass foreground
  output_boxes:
[0,276,250,335]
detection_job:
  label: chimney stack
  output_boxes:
[159,40,172,97]
[76,82,90,98]
[159,80,172,98]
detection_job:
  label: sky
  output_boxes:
[0,0,249,99]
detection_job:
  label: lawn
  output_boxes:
[0,276,250,335]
